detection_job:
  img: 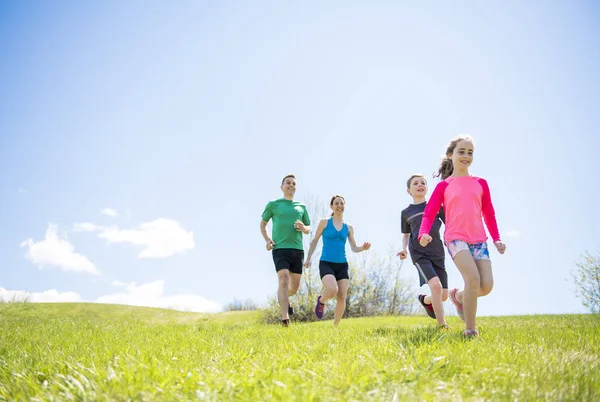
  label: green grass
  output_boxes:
[0,303,598,401]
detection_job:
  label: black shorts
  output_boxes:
[414,257,448,288]
[272,248,304,274]
[319,261,349,281]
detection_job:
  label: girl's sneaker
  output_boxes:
[462,329,479,338]
[449,288,465,322]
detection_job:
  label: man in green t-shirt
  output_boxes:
[260,174,311,326]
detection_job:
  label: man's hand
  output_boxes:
[266,240,275,251]
[294,220,307,233]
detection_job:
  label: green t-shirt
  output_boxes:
[261,198,311,250]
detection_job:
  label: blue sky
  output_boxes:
[1,1,598,315]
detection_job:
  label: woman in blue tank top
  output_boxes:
[304,195,371,325]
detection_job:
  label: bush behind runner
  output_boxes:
[262,250,420,323]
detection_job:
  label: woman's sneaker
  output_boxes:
[314,296,325,319]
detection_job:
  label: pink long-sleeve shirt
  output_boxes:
[418,176,501,244]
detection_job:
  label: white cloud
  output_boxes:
[73,219,194,258]
[96,219,194,258]
[101,208,118,217]
[111,280,128,288]
[503,229,520,239]
[95,280,222,313]
[0,287,82,303]
[21,224,100,275]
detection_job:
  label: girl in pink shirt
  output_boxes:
[418,135,506,338]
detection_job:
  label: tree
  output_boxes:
[224,299,258,311]
[572,250,600,313]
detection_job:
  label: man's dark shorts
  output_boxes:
[319,260,349,281]
[272,248,304,274]
[414,256,448,288]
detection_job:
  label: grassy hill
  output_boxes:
[0,303,598,401]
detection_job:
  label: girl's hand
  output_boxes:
[303,260,311,268]
[420,235,432,247]
[397,250,408,260]
[494,241,506,254]
[362,242,371,251]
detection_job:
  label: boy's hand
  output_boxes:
[266,240,275,251]
[494,241,506,254]
[419,235,432,247]
[397,250,408,260]
[303,260,311,268]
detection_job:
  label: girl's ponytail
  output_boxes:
[435,156,454,180]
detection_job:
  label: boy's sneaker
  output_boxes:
[281,319,290,327]
[462,329,479,338]
[418,294,436,319]
[314,296,325,319]
[449,288,465,322]
[439,324,450,331]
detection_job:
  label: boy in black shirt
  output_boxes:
[398,174,449,329]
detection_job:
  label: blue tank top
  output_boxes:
[321,218,348,263]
